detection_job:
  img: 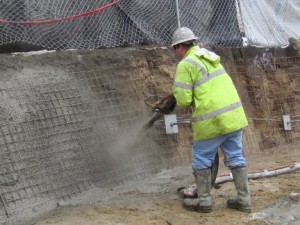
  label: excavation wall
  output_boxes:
[0,46,299,224]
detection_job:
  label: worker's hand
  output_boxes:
[151,94,176,114]
[151,100,161,110]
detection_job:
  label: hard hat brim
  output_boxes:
[171,37,199,47]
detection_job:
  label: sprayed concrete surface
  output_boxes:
[27,142,300,225]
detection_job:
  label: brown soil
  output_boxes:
[30,142,300,225]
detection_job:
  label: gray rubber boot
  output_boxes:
[227,167,251,213]
[183,168,212,213]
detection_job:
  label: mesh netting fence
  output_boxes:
[1,0,298,50]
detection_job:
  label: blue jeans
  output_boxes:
[192,129,247,169]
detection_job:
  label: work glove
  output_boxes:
[151,94,176,114]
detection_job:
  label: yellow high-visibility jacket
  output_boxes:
[172,46,248,140]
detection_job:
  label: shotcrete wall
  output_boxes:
[0,46,299,224]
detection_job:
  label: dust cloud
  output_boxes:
[92,115,165,186]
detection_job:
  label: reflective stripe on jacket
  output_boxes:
[172,46,248,140]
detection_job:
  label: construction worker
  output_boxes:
[171,27,251,213]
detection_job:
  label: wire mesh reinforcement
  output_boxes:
[0,56,179,223]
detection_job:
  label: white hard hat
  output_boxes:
[171,27,199,47]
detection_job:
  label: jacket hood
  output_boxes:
[194,48,220,65]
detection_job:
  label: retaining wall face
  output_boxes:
[0,48,179,224]
[0,63,98,224]
[0,47,299,224]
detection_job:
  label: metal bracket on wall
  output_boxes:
[283,115,292,131]
[164,114,190,134]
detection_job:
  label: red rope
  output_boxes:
[0,0,119,25]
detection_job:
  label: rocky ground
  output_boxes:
[28,142,300,225]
